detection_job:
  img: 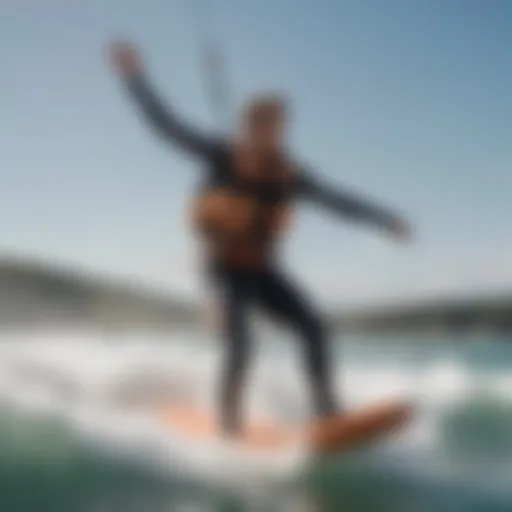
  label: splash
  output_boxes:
[0,330,511,498]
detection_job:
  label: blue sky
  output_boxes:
[1,0,511,306]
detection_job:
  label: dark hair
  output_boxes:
[242,92,287,123]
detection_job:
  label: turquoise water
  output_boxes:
[1,332,511,512]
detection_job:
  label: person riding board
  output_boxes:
[109,41,412,438]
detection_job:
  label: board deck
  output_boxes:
[160,400,412,454]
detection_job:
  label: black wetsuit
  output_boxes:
[123,74,401,434]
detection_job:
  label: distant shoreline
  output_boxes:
[0,253,510,336]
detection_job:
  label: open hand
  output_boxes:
[109,40,143,78]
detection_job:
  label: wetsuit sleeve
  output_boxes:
[296,170,401,231]
[123,74,217,158]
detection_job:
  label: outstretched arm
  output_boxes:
[297,169,411,240]
[110,41,216,158]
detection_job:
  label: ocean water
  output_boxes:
[0,329,511,512]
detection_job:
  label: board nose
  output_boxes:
[307,400,413,455]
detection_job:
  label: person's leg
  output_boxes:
[255,268,338,418]
[215,269,254,435]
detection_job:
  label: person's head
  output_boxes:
[239,92,287,152]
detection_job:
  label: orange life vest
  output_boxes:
[190,146,297,267]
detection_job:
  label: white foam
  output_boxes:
[0,330,510,490]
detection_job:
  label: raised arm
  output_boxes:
[110,41,216,158]
[297,168,411,240]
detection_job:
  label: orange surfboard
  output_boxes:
[160,401,412,454]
